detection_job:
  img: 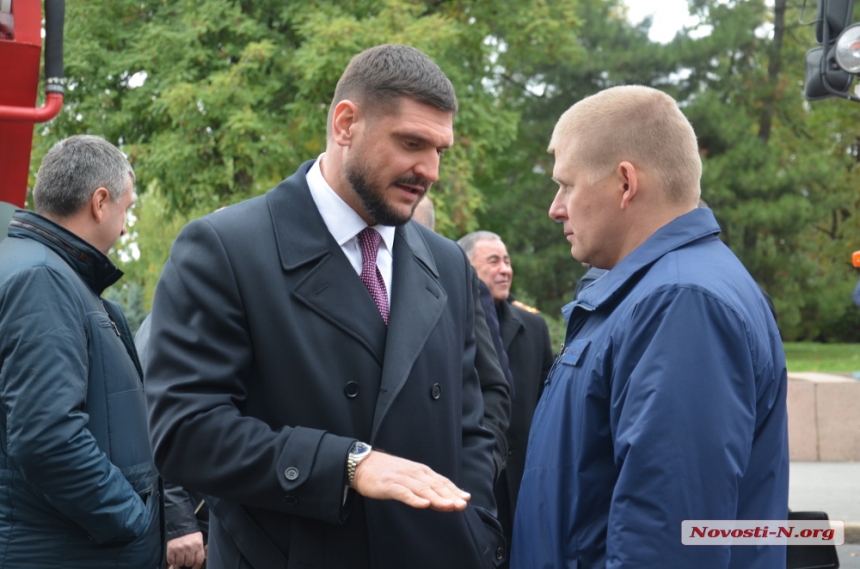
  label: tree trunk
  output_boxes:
[758,0,786,144]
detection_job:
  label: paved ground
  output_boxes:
[838,544,860,569]
[790,459,860,569]
[790,462,860,529]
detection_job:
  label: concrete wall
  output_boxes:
[788,373,860,461]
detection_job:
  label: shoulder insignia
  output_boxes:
[512,300,540,314]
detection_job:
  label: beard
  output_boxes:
[345,154,430,227]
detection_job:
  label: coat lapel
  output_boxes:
[499,300,524,352]
[370,222,446,440]
[267,161,387,364]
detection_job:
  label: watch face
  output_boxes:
[352,442,371,456]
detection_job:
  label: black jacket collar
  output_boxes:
[8,210,123,295]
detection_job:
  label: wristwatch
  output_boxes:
[347,441,372,488]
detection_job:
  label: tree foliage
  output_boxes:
[30,0,860,340]
[672,0,860,340]
[477,0,860,341]
[35,0,583,309]
[474,0,673,319]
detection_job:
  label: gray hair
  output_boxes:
[33,135,135,217]
[457,230,502,259]
[327,44,457,139]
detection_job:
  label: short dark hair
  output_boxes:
[327,44,457,136]
[33,135,134,217]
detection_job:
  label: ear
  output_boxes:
[618,161,638,210]
[90,187,111,223]
[331,100,361,147]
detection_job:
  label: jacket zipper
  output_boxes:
[99,300,121,337]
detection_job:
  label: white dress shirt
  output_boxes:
[306,154,394,306]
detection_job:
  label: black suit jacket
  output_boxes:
[495,300,553,518]
[145,161,504,569]
[472,273,511,477]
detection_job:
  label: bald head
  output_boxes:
[413,196,436,230]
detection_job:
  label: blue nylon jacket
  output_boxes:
[0,211,161,568]
[511,208,789,569]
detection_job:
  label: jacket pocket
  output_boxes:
[560,339,591,367]
[463,505,507,568]
[111,484,162,568]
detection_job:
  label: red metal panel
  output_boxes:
[0,41,41,105]
[0,0,44,208]
[12,0,43,46]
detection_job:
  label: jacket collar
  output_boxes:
[564,207,721,318]
[8,210,123,295]
[498,297,524,350]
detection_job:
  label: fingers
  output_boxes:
[166,532,206,569]
[353,451,471,512]
[191,546,206,569]
[404,470,470,511]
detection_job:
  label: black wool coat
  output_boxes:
[145,161,504,569]
[495,299,554,518]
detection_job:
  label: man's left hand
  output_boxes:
[166,531,205,569]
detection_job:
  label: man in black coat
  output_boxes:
[458,231,554,565]
[145,45,506,569]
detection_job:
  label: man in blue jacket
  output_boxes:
[0,135,161,568]
[512,86,788,569]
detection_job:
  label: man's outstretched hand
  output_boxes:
[353,451,470,511]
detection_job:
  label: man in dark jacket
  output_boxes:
[0,135,162,568]
[458,230,554,566]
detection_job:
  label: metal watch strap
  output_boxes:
[347,441,371,488]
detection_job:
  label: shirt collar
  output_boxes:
[306,154,396,252]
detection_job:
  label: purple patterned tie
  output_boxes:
[357,228,389,325]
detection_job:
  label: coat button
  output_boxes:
[284,495,298,506]
[495,546,505,561]
[430,383,442,400]
[284,467,299,480]
[344,381,360,398]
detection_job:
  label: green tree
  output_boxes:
[474,0,678,318]
[476,0,860,341]
[675,0,860,340]
[33,0,860,339]
[33,0,583,314]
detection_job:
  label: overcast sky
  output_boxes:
[621,0,698,43]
